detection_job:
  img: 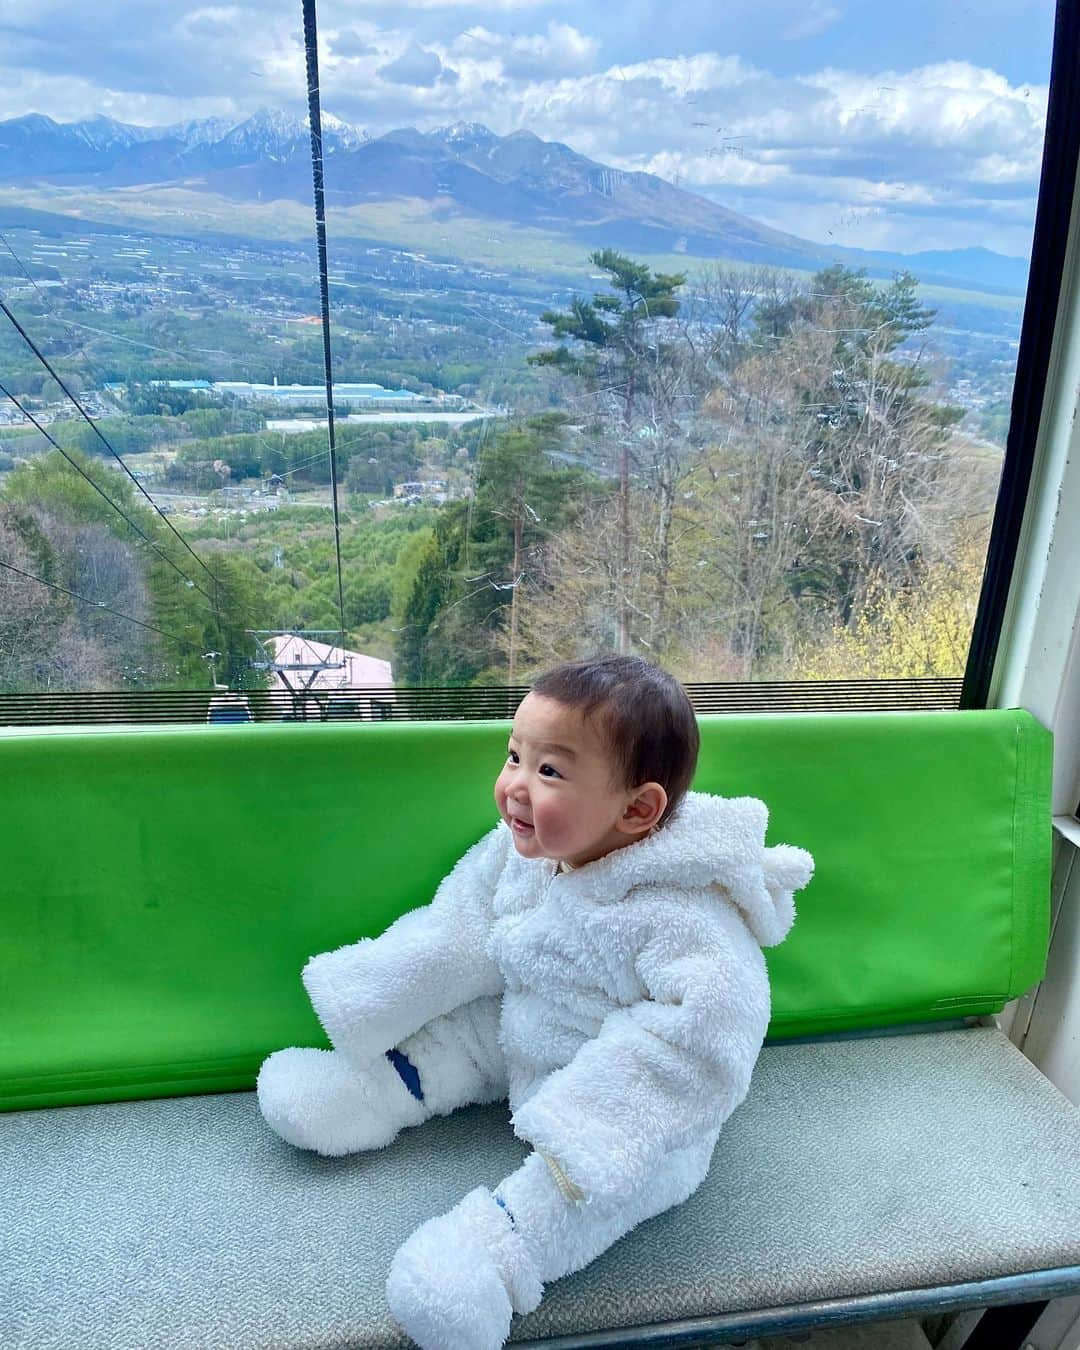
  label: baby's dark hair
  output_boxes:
[531,655,699,827]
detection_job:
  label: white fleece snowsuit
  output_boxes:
[301,791,814,1350]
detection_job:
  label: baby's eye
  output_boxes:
[538,763,563,779]
[507,750,520,765]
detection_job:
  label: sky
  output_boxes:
[0,0,1057,256]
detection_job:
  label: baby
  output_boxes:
[258,654,814,1350]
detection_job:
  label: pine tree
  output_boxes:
[530,251,686,652]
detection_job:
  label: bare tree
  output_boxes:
[0,506,157,691]
[507,488,651,672]
[42,517,157,684]
[683,271,987,673]
[0,512,62,691]
[521,260,988,683]
[687,264,804,372]
[691,322,832,672]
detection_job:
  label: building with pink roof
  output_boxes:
[268,635,392,690]
[266,635,394,719]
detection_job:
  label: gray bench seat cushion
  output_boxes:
[4,1027,1080,1349]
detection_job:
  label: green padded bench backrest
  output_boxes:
[0,709,1051,1112]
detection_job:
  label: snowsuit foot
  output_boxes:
[386,1186,542,1350]
[384,996,717,1349]
[256,1046,428,1156]
[386,1143,714,1349]
[257,996,507,1157]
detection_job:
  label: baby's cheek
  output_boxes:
[535,803,572,847]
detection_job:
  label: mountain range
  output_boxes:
[0,110,1030,295]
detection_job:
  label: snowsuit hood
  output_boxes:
[554,791,813,947]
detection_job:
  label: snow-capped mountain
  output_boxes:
[0,113,152,175]
[163,115,244,149]
[0,109,1029,292]
[432,122,498,149]
[0,109,370,178]
[321,112,370,151]
[70,114,160,151]
[215,110,308,161]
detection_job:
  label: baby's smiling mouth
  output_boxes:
[509,814,534,833]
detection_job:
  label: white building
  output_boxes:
[214,380,426,407]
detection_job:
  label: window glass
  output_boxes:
[0,1,1056,700]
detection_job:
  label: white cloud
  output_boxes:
[447,22,595,80]
[603,51,757,94]
[641,149,789,191]
[180,5,246,31]
[782,1,842,40]
[0,69,236,125]
[0,2,1049,255]
[477,53,1045,252]
[378,43,447,86]
[317,46,1052,252]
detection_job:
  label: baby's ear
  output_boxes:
[618,783,667,836]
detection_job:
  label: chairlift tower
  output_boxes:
[248,629,347,721]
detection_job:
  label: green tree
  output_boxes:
[529,250,686,652]
[2,449,274,689]
[397,421,593,685]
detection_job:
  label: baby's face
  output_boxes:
[494,693,641,867]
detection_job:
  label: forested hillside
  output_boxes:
[1,253,998,692]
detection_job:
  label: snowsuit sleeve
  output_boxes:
[509,897,774,1211]
[301,823,510,1068]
